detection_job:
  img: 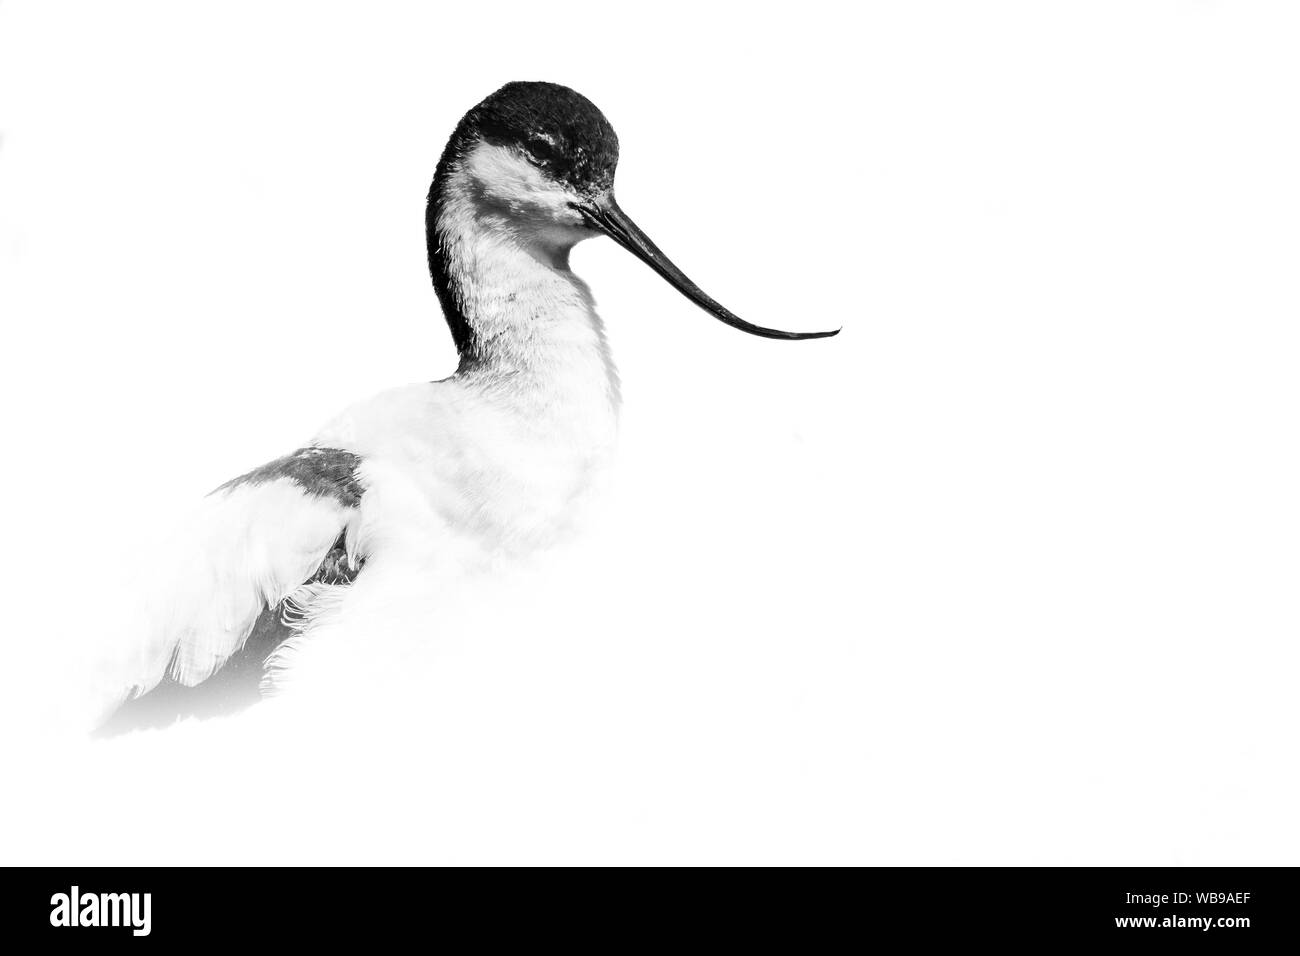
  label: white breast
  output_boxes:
[314,170,621,564]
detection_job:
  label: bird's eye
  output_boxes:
[526,135,558,164]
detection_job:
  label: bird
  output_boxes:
[91,81,838,735]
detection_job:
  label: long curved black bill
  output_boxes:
[578,198,839,341]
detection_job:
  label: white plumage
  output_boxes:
[91,82,834,732]
[88,479,356,718]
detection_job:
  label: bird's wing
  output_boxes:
[89,446,367,729]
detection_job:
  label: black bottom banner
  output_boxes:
[3,866,1295,946]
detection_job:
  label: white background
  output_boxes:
[2,1,1297,864]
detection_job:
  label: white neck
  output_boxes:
[434,162,621,426]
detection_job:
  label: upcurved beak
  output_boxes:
[577,197,840,341]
